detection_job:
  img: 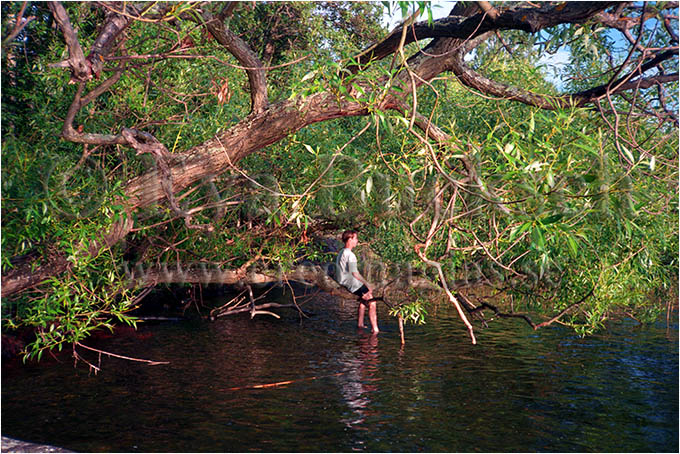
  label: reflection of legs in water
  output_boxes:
[339,331,380,429]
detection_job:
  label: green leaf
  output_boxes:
[400,2,408,18]
[531,226,545,250]
[509,221,532,241]
[541,213,564,225]
[546,169,555,187]
[567,235,579,257]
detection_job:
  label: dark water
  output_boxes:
[2,292,678,452]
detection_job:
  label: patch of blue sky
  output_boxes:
[537,47,572,91]
[381,0,454,29]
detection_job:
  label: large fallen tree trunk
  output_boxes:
[123,261,437,298]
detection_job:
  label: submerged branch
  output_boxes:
[461,287,596,330]
[74,341,169,372]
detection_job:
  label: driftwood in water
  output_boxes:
[209,284,305,320]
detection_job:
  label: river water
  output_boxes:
[2,291,678,452]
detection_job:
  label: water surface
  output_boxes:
[2,292,678,452]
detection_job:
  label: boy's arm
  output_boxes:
[352,271,372,290]
[348,254,372,290]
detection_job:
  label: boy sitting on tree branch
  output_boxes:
[336,229,379,334]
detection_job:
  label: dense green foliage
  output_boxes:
[1,1,677,358]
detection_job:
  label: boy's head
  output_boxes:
[342,229,358,245]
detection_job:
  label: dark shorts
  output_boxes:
[352,285,369,298]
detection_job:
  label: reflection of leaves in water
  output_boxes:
[44,156,107,219]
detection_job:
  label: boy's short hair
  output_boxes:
[342,229,358,243]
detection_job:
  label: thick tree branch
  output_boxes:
[49,2,136,144]
[90,2,135,56]
[121,128,214,232]
[86,2,136,78]
[203,12,268,114]
[574,50,679,99]
[123,91,368,210]
[355,2,617,67]
[47,2,133,79]
[1,91,369,297]
[48,2,91,82]
[121,262,434,299]
[361,1,677,116]
[449,50,568,109]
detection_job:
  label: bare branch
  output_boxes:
[449,38,677,113]
[534,287,595,329]
[75,341,169,366]
[61,71,127,145]
[462,287,596,330]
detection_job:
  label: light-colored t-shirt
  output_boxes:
[336,248,362,292]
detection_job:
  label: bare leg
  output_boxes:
[358,289,373,329]
[357,302,366,328]
[368,301,379,334]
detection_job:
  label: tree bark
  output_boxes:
[122,262,436,298]
[124,91,369,210]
